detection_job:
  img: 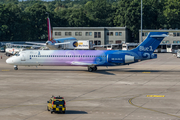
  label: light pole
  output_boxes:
[141,0,143,43]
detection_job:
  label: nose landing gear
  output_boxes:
[88,66,97,72]
[14,65,18,70]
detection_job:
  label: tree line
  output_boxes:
[0,0,179,42]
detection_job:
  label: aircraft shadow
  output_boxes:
[22,68,132,75]
[19,68,180,75]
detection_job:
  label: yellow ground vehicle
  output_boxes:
[47,96,66,114]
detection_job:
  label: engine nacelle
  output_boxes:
[107,54,134,64]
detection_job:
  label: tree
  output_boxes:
[114,0,141,40]
[84,0,114,27]
[68,8,90,27]
[25,3,47,41]
[163,0,180,28]
[143,0,165,29]
[0,4,23,41]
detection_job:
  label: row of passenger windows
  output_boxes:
[30,55,107,58]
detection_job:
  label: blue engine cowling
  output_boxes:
[107,53,134,64]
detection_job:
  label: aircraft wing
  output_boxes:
[11,44,41,47]
[71,61,97,66]
[54,42,70,45]
[26,42,46,46]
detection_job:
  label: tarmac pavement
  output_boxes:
[0,52,180,120]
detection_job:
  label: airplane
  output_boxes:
[6,32,168,72]
[26,17,77,50]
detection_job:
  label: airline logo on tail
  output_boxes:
[47,17,56,43]
[139,46,153,51]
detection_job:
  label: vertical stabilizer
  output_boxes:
[47,17,52,41]
[132,32,168,53]
[131,32,168,59]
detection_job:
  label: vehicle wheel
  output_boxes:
[62,111,65,114]
[47,106,50,111]
[93,66,97,71]
[88,67,93,72]
[14,67,18,70]
[51,111,53,114]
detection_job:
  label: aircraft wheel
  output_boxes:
[93,66,97,71]
[88,67,93,72]
[14,67,18,70]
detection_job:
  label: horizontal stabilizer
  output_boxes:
[150,34,168,38]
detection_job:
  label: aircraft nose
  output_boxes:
[6,58,13,64]
[46,41,52,46]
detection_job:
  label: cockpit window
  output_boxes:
[14,53,20,56]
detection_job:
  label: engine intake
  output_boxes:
[125,55,134,63]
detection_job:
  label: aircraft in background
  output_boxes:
[6,32,168,72]
[26,17,77,50]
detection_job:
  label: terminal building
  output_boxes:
[139,29,180,44]
[53,27,132,45]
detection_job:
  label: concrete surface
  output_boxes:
[0,52,180,120]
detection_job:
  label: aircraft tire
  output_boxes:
[14,67,18,70]
[88,67,93,72]
[93,66,97,71]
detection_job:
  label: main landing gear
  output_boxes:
[88,66,97,72]
[14,65,18,70]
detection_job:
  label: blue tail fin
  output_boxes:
[132,32,168,53]
[131,32,168,60]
